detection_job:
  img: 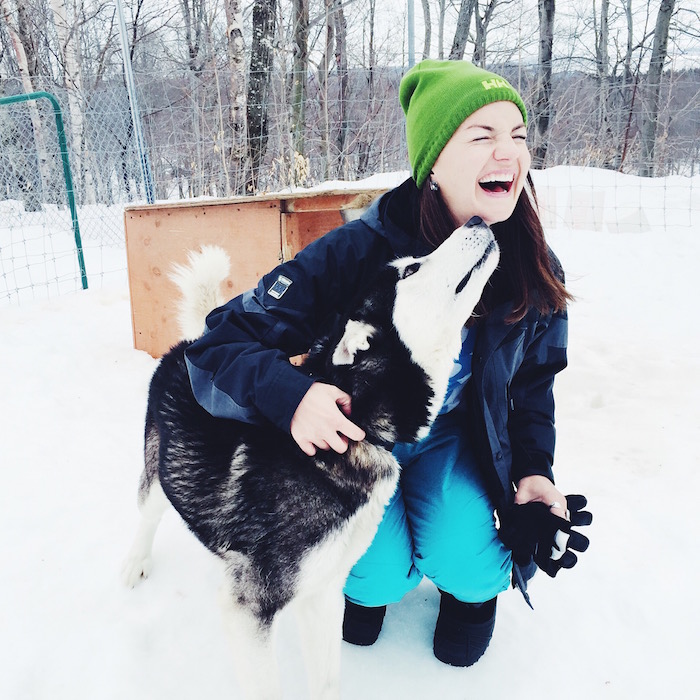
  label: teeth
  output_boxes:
[479,173,515,184]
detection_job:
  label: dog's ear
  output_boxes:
[331,319,375,365]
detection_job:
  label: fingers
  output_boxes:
[336,408,366,443]
[550,529,570,560]
[290,383,365,456]
[549,502,568,520]
[567,530,590,553]
[569,509,593,527]
[566,494,588,511]
[297,440,318,457]
[566,495,592,523]
[335,391,353,416]
[557,551,578,570]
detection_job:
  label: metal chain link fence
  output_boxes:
[1,61,699,304]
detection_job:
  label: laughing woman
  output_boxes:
[184,59,590,667]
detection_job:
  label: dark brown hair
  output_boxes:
[418,174,573,324]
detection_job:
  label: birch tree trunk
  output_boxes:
[223,0,246,194]
[437,0,446,58]
[0,0,49,210]
[50,0,94,203]
[15,2,39,75]
[640,0,676,177]
[420,0,431,60]
[594,0,613,167]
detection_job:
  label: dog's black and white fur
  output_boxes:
[123,219,499,700]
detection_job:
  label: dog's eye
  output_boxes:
[400,262,420,280]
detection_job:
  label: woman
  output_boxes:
[184,59,588,668]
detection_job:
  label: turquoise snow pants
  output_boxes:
[343,411,512,605]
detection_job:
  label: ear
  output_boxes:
[331,320,375,365]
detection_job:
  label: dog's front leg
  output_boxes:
[294,583,345,700]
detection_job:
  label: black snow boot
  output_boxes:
[342,599,387,646]
[433,592,497,667]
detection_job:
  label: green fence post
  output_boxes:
[0,90,88,290]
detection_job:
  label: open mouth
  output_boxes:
[479,173,515,194]
[455,240,497,295]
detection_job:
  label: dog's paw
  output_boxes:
[121,554,152,588]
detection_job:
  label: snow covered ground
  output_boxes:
[1,168,698,699]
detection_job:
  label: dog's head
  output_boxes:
[326,217,499,442]
[392,217,498,378]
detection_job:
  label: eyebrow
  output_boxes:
[465,123,527,132]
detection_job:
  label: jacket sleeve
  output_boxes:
[507,306,568,484]
[184,222,391,432]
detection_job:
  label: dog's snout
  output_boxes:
[466,215,484,227]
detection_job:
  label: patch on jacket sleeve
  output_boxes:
[267,275,293,300]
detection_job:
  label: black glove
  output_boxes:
[499,495,592,577]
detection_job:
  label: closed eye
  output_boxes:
[400,262,421,279]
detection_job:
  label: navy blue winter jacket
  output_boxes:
[185,177,568,538]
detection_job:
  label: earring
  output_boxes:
[429,178,439,192]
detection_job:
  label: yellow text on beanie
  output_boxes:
[399,59,528,188]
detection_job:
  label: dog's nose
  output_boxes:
[466,216,484,227]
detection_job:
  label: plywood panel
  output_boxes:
[284,190,385,213]
[281,210,346,261]
[125,200,281,358]
[124,187,389,358]
[280,189,386,260]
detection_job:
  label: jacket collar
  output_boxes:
[360,178,431,259]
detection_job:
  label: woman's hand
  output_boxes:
[504,476,592,576]
[514,474,568,520]
[290,383,366,456]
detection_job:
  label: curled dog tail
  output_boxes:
[169,245,231,340]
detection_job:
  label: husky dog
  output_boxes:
[122,218,499,700]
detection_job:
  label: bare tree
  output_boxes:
[223,0,246,194]
[420,0,431,59]
[532,0,554,168]
[614,0,642,171]
[247,0,276,192]
[0,0,36,96]
[449,0,476,60]
[14,1,39,76]
[0,0,50,210]
[330,0,349,173]
[50,0,97,203]
[472,0,500,67]
[179,0,210,73]
[437,0,447,58]
[357,0,376,175]
[640,0,676,177]
[591,0,614,166]
[291,0,308,157]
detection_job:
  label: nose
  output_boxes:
[466,215,485,228]
[493,136,520,161]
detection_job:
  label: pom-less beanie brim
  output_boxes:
[399,60,528,188]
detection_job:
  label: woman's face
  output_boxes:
[431,101,531,226]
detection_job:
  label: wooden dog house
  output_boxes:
[124,187,387,358]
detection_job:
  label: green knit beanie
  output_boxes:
[399,59,528,188]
